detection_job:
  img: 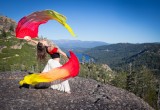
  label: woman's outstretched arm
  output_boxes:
[58,49,68,58]
[24,36,38,44]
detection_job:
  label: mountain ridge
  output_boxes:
[53,39,108,49]
[85,43,160,73]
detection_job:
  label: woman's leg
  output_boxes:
[50,80,71,94]
[42,59,52,72]
[42,59,60,72]
[43,59,71,93]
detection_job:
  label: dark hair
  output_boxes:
[37,42,46,61]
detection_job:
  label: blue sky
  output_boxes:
[0,0,160,43]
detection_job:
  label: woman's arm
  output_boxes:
[47,46,69,59]
[58,49,68,58]
[30,39,39,44]
[24,36,38,44]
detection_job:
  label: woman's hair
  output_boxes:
[37,42,46,61]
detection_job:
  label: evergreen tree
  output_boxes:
[111,71,127,89]
[126,63,134,92]
[81,56,86,64]
[9,24,14,32]
[133,66,158,109]
[157,83,160,110]
[1,29,7,38]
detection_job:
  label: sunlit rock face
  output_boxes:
[0,72,153,110]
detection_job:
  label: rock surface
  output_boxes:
[0,16,16,34]
[0,72,154,110]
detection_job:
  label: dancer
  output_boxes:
[24,36,71,93]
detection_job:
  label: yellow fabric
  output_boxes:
[46,10,76,37]
[19,68,69,86]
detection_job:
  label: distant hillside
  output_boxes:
[0,37,39,72]
[0,16,16,36]
[53,39,108,50]
[85,43,160,74]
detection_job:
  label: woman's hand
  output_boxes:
[24,36,31,41]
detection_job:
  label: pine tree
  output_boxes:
[134,66,158,109]
[1,29,7,38]
[158,83,160,110]
[81,56,86,64]
[9,24,14,32]
[126,63,135,92]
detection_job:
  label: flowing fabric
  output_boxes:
[42,59,71,92]
[19,51,79,86]
[16,10,76,39]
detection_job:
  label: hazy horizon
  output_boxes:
[52,39,160,44]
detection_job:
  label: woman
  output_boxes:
[24,36,71,94]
